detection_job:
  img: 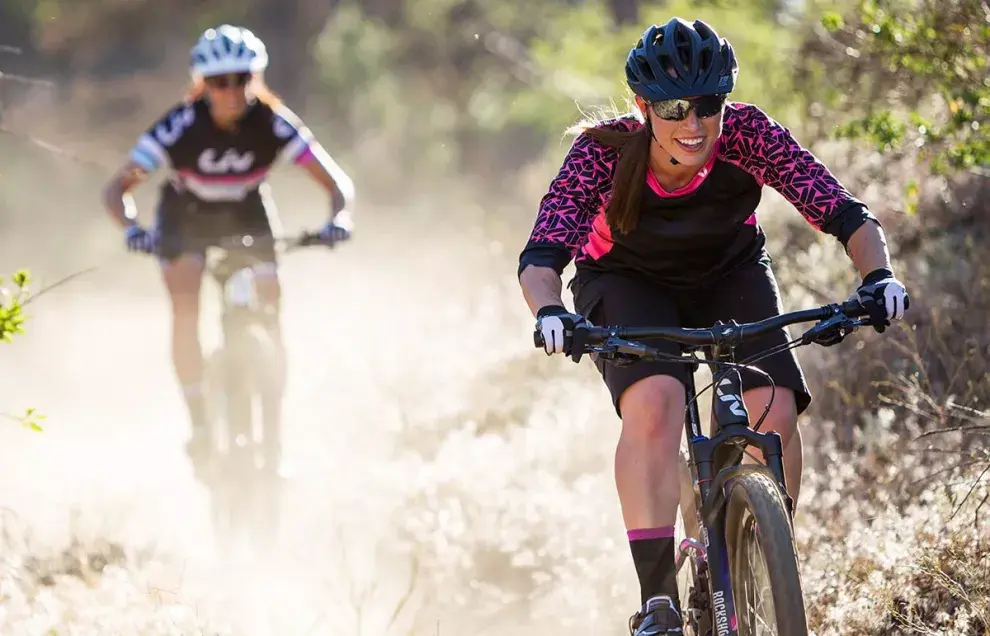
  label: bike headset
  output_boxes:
[624,18,739,166]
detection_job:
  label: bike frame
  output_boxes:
[148,231,324,460]
[557,300,870,636]
[200,245,281,468]
[678,331,792,636]
[203,232,321,350]
[209,248,274,342]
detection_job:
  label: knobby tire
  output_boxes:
[725,470,808,636]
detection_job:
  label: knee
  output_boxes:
[254,262,281,305]
[167,284,198,325]
[744,387,798,444]
[171,310,199,349]
[163,257,201,320]
[618,375,685,448]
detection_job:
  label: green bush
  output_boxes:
[799,0,988,175]
[312,0,802,180]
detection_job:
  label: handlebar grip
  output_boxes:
[840,298,869,318]
[533,329,545,349]
[296,231,321,246]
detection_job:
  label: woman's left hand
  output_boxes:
[851,268,909,332]
[318,213,353,245]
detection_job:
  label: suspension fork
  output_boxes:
[685,345,741,636]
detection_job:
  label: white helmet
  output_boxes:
[190,24,269,78]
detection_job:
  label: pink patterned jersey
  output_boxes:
[520,102,873,287]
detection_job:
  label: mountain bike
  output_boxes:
[536,298,872,635]
[145,230,333,556]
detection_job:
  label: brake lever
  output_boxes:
[802,313,866,347]
[290,231,336,251]
[570,325,590,363]
[614,340,652,358]
[584,336,652,366]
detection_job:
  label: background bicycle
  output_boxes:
[141,230,335,557]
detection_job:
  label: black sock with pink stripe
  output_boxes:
[628,526,679,606]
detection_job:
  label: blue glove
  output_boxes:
[318,212,353,245]
[124,224,157,253]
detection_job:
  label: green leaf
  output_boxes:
[905,179,920,215]
[821,11,844,32]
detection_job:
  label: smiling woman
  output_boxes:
[98,23,356,481]
[518,15,909,636]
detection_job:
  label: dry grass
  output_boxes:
[798,412,990,636]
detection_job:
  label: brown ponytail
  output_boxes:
[568,108,651,235]
[185,76,206,103]
[251,79,283,109]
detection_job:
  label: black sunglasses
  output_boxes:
[204,73,252,89]
[649,94,727,121]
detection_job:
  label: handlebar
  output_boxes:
[202,230,334,254]
[131,230,334,260]
[585,300,868,346]
[535,299,873,363]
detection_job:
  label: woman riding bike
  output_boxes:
[517,18,908,635]
[101,24,355,469]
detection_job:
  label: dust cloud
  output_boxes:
[0,74,636,635]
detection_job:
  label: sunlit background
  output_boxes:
[0,0,987,634]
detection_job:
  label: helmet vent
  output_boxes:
[624,18,738,101]
[699,48,713,73]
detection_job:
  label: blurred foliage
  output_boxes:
[3,0,984,183]
[798,0,989,175]
[2,0,802,185]
[314,0,801,180]
[0,270,29,343]
[0,269,44,432]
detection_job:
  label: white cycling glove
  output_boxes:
[851,267,910,333]
[535,305,591,356]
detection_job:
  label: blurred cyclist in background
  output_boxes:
[518,17,908,635]
[100,24,355,469]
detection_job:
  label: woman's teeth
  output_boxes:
[676,137,705,150]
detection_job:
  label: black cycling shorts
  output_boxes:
[154,187,280,263]
[572,258,812,418]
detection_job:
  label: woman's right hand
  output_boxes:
[124,224,157,253]
[535,305,591,356]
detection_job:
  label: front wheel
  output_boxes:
[205,325,283,557]
[725,470,808,636]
